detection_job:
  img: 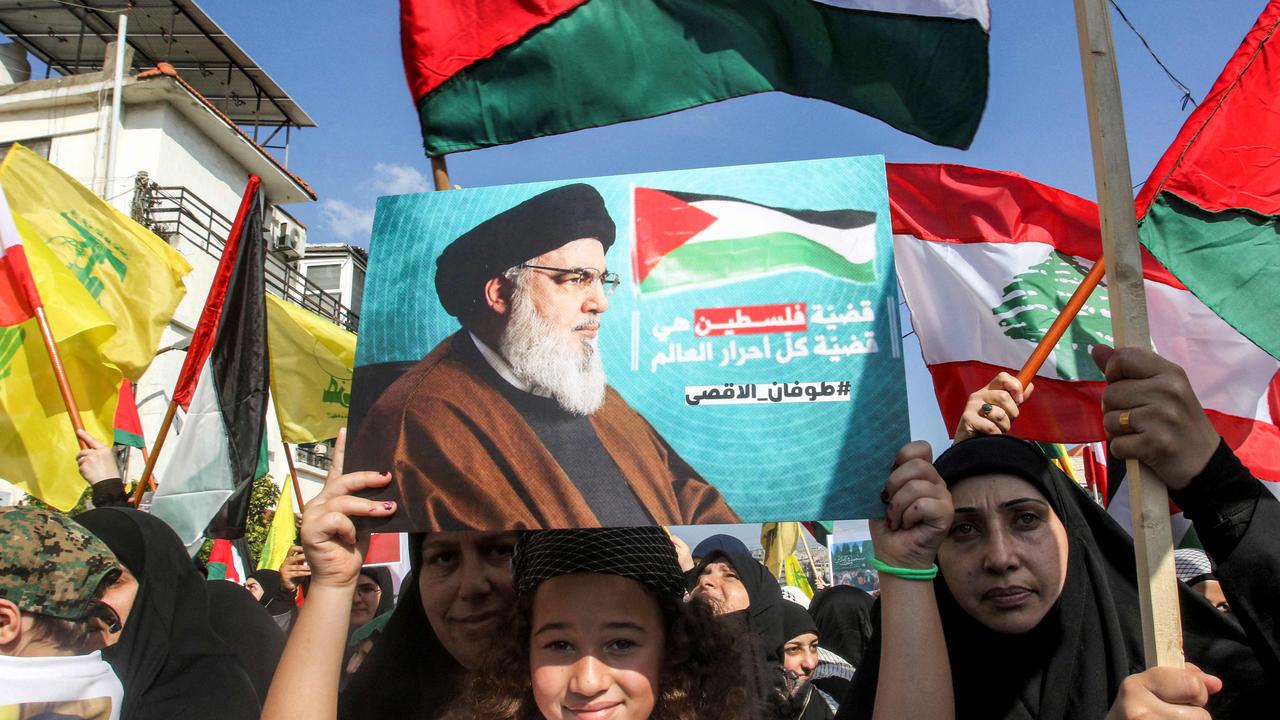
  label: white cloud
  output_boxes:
[372,162,430,196]
[319,198,373,241]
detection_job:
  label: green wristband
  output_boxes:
[871,556,939,580]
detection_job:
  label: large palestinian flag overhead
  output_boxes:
[1135,1,1280,362]
[633,187,877,294]
[890,163,1280,485]
[150,178,269,553]
[402,0,990,155]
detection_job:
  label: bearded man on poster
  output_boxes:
[350,184,740,530]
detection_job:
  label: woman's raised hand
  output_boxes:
[298,428,396,589]
[871,441,954,570]
[953,372,1034,443]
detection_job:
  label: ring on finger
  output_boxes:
[979,402,994,417]
[1118,409,1133,433]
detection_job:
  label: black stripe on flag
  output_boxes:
[204,189,270,541]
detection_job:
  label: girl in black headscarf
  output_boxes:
[75,507,259,720]
[781,600,834,720]
[840,435,1273,720]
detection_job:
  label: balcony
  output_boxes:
[140,183,359,332]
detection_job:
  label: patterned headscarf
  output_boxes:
[513,526,685,599]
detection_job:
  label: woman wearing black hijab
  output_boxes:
[781,600,835,720]
[75,507,258,720]
[205,579,286,704]
[808,586,874,671]
[840,434,1274,720]
[689,549,787,716]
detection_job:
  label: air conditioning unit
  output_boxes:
[271,222,305,259]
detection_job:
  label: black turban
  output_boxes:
[512,527,685,599]
[434,183,616,320]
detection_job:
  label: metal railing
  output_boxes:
[140,183,359,332]
[294,443,332,471]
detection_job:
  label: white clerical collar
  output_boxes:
[469,331,551,398]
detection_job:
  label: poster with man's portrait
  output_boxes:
[347,157,909,531]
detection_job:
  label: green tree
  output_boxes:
[195,473,285,568]
[992,251,1112,381]
[22,485,93,515]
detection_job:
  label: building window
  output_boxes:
[0,137,50,159]
[306,263,342,295]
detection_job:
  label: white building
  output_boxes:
[0,1,360,505]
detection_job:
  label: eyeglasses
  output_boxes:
[520,264,620,296]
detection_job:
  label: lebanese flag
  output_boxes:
[403,0,990,155]
[0,192,40,326]
[149,177,270,553]
[889,163,1280,486]
[633,187,877,294]
[1135,1,1280,362]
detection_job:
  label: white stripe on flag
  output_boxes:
[812,0,991,31]
[690,199,877,265]
[149,361,236,555]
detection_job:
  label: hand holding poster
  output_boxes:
[346,157,909,531]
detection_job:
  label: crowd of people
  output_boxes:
[1,342,1276,719]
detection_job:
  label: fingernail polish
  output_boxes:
[382,501,394,511]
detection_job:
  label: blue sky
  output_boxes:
[201,0,1265,472]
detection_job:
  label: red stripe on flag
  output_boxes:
[0,247,38,326]
[930,359,1106,444]
[113,381,145,448]
[933,360,1280,481]
[172,176,261,410]
[401,0,589,100]
[632,187,717,284]
[1135,3,1280,217]
[887,162,1184,288]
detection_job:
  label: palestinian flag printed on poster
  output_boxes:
[1135,1,1280,362]
[889,163,1280,487]
[402,0,990,154]
[150,179,270,553]
[633,188,877,294]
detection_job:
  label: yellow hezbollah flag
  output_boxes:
[0,218,120,511]
[0,144,191,381]
[783,553,815,599]
[257,474,297,572]
[266,293,357,444]
[761,521,801,579]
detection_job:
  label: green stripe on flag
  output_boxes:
[1139,192,1280,361]
[640,232,875,293]
[113,428,145,449]
[419,0,988,154]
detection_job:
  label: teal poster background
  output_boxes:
[355,156,909,521]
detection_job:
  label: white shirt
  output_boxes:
[0,650,124,720]
[469,331,552,399]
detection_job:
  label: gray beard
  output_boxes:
[499,285,607,416]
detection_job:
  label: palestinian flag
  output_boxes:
[403,0,990,155]
[112,380,145,449]
[633,188,877,294]
[1136,1,1280,362]
[890,163,1280,486]
[150,178,270,553]
[206,537,246,583]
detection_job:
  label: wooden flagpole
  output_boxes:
[1075,0,1183,668]
[133,399,175,505]
[1016,257,1107,387]
[32,307,90,450]
[281,441,306,511]
[431,155,452,191]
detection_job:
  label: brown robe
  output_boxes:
[349,332,741,531]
